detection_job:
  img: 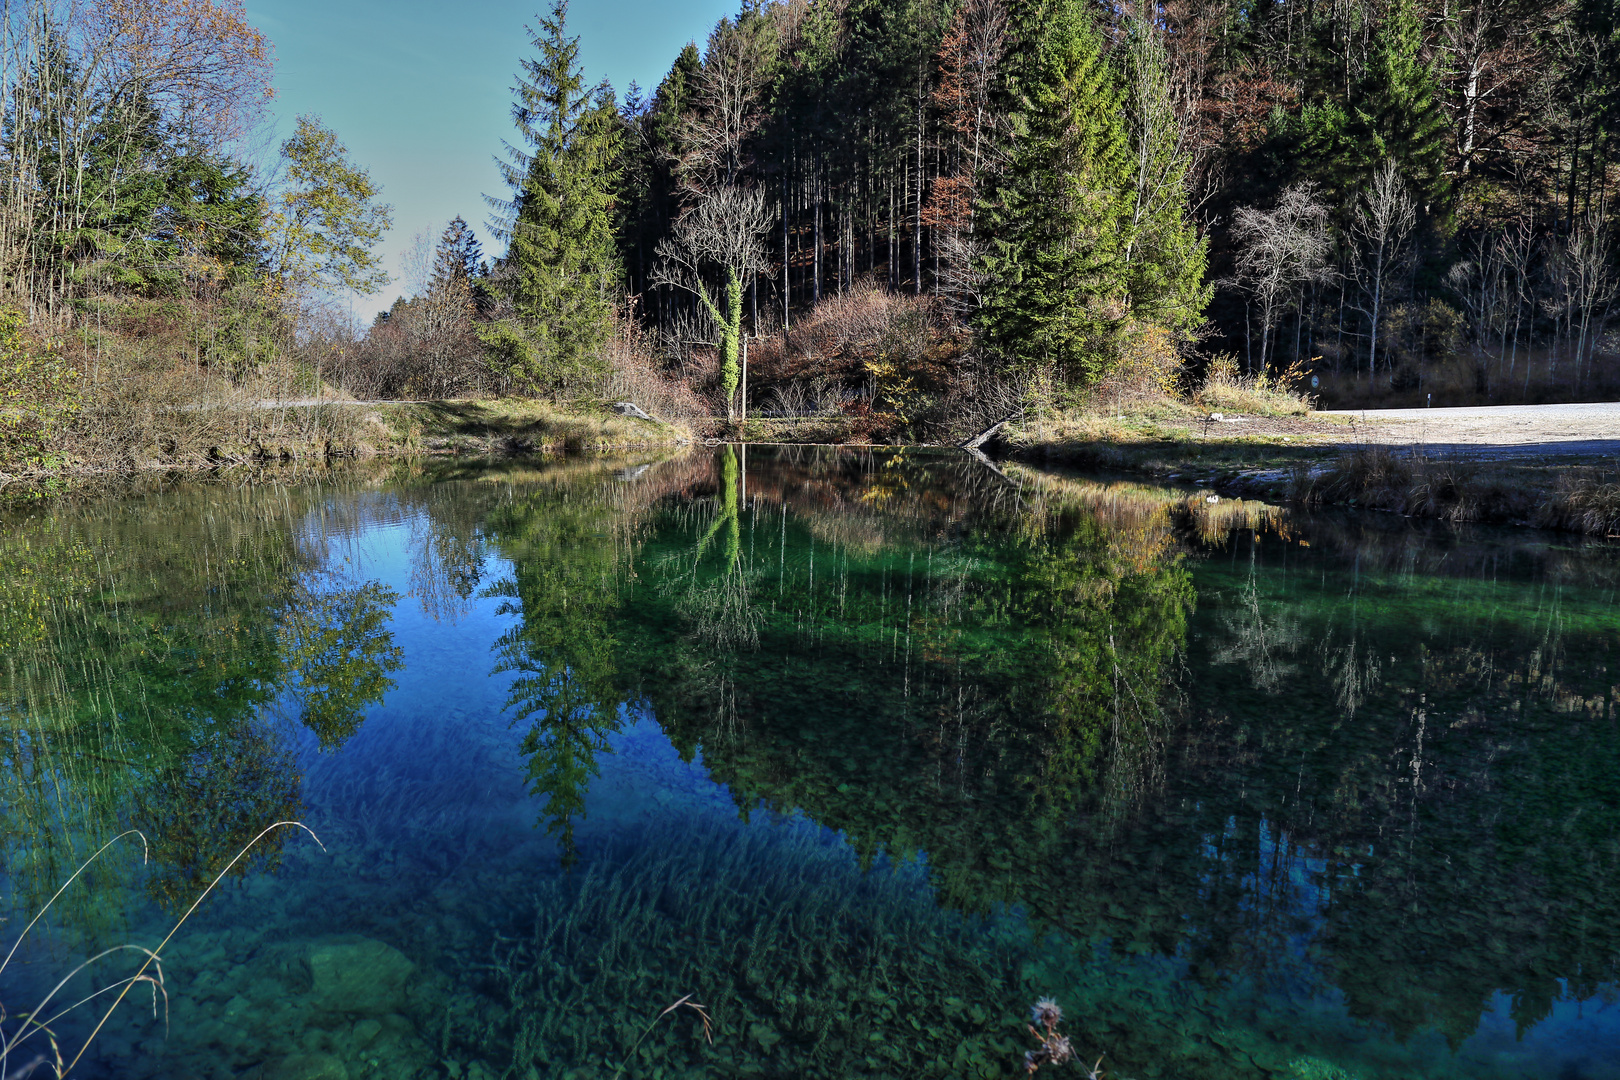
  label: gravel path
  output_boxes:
[1319,402,1620,458]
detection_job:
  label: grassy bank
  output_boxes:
[366,399,690,455]
[1003,411,1620,537]
[0,396,689,502]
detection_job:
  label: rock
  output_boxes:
[611,401,654,421]
[300,937,416,1017]
[241,1052,349,1080]
[352,1019,383,1048]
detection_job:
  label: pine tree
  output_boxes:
[489,0,623,393]
[975,0,1132,381]
[1299,0,1449,210]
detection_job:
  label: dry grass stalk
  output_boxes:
[1,823,324,1079]
[610,993,713,1080]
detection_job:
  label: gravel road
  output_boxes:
[1319,401,1620,458]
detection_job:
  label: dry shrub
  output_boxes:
[1196,353,1313,416]
[1538,476,1620,535]
[1083,322,1186,411]
[746,284,977,440]
[326,298,495,400]
[598,310,708,421]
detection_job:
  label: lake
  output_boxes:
[0,447,1616,1080]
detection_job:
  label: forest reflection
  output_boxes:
[2,450,1614,1059]
[472,447,1620,1050]
[0,485,404,925]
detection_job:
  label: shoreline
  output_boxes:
[8,400,1618,537]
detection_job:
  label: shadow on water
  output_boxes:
[0,448,1617,1080]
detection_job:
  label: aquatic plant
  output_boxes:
[462,816,1028,1079]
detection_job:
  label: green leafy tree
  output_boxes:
[270,114,394,295]
[1120,18,1210,335]
[488,0,623,393]
[975,0,1133,382]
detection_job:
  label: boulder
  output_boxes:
[300,937,416,1017]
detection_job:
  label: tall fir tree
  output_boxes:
[1357,0,1449,207]
[975,0,1133,381]
[489,0,623,392]
[1299,0,1449,211]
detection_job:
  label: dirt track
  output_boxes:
[1319,402,1620,458]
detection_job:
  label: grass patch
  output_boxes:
[369,399,690,454]
[1289,446,1620,534]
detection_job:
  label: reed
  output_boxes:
[0,822,323,1079]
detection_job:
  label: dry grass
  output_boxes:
[1194,355,1313,417]
[372,399,689,455]
[1536,476,1620,535]
[1293,446,1537,523]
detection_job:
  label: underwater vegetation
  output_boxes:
[462,816,1028,1080]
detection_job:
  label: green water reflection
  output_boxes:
[0,451,1616,1080]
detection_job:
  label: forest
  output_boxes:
[0,0,1615,470]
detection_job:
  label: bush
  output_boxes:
[0,309,80,473]
[1195,353,1312,416]
[745,285,974,439]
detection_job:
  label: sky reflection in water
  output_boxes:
[0,447,1617,1080]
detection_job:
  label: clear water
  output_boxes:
[1,447,1617,1080]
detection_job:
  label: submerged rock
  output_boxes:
[299,936,416,1017]
[241,1051,349,1080]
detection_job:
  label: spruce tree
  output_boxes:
[1299,0,1449,210]
[490,0,623,393]
[1356,0,1449,207]
[975,0,1133,382]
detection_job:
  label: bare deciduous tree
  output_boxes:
[652,186,771,417]
[677,15,776,191]
[1349,162,1417,377]
[1228,181,1334,373]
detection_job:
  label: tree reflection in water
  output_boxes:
[0,485,404,926]
[458,448,1620,1057]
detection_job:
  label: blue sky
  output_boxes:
[246,0,734,313]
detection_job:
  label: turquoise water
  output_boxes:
[0,448,1617,1079]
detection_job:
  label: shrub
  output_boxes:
[0,309,81,473]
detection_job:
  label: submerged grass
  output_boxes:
[466,817,1028,1080]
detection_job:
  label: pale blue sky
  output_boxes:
[246,0,734,312]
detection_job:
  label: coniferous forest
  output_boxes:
[0,0,1616,471]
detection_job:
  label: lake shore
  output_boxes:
[12,399,1619,537]
[1001,406,1620,536]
